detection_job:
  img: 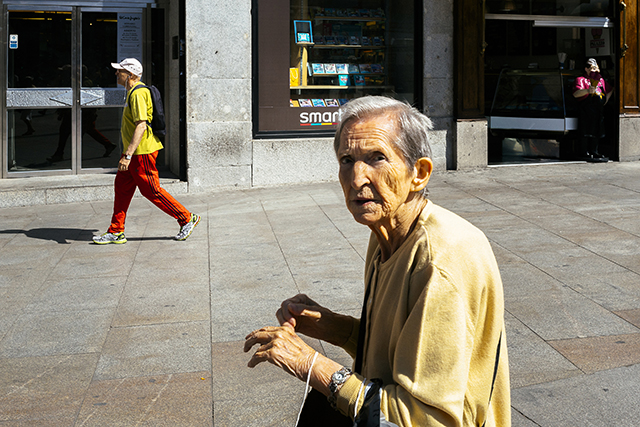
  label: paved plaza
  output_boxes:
[1,161,640,426]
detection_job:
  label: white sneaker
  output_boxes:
[93,231,127,245]
[175,214,201,241]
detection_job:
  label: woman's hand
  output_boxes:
[276,294,355,347]
[243,325,343,396]
[277,294,323,330]
[243,326,316,381]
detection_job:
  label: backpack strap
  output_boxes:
[126,84,152,133]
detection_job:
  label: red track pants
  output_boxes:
[108,151,191,233]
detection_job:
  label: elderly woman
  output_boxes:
[244,96,511,426]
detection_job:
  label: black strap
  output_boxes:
[481,331,502,427]
[125,84,151,132]
[354,259,377,374]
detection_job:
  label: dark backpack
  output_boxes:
[127,84,166,137]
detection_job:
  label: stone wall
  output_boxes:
[619,117,640,162]
[185,0,253,191]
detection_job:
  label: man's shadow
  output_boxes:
[0,228,98,244]
[0,228,174,244]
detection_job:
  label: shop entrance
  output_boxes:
[2,5,147,177]
[482,1,617,165]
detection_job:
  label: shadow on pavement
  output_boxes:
[0,228,98,244]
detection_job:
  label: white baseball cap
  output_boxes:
[111,58,143,77]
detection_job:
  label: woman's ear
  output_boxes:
[411,157,433,193]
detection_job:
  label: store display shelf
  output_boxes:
[311,44,386,49]
[313,16,384,22]
[291,85,394,90]
[311,73,385,77]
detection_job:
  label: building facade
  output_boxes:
[1,0,639,191]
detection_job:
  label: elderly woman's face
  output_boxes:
[337,116,415,227]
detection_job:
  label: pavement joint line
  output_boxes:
[447,179,640,277]
[260,199,301,295]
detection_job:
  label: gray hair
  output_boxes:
[333,96,433,197]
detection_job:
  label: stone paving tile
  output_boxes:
[213,394,299,427]
[23,276,127,314]
[0,354,98,424]
[75,372,212,427]
[511,364,640,426]
[0,308,114,358]
[549,333,640,374]
[45,251,139,281]
[511,408,539,427]
[615,308,640,328]
[113,282,210,327]
[212,340,305,403]
[0,243,69,269]
[569,271,640,312]
[505,284,639,341]
[505,313,580,389]
[94,321,211,381]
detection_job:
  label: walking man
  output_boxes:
[93,58,200,244]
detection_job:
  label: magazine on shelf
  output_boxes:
[338,74,349,86]
[348,64,360,74]
[325,99,340,107]
[336,63,349,74]
[299,99,313,107]
[338,98,349,105]
[324,36,336,45]
[324,63,337,74]
[311,63,325,74]
[359,63,372,73]
[290,99,300,107]
[312,99,326,107]
[354,75,365,86]
[371,63,383,73]
[336,35,348,45]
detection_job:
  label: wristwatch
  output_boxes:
[328,367,352,409]
[124,154,132,160]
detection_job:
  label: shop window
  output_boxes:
[254,0,419,136]
[486,0,611,17]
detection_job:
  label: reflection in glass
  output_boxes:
[82,12,118,88]
[8,109,72,171]
[81,108,123,169]
[486,0,611,17]
[8,11,72,89]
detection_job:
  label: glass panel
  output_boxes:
[256,0,416,134]
[82,12,118,88]
[486,0,611,17]
[491,70,565,118]
[7,11,72,172]
[8,109,72,171]
[8,11,72,89]
[81,107,122,168]
[81,12,121,169]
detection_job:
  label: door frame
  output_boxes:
[1,4,150,178]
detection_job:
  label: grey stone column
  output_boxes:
[423,0,455,171]
[185,0,253,190]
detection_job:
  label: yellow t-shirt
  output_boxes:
[121,82,163,155]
